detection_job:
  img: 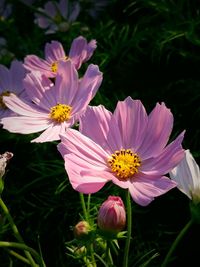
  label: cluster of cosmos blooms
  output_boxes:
[0,34,200,234]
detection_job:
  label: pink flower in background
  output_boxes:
[58,97,185,206]
[170,150,200,204]
[1,60,102,143]
[34,0,80,34]
[24,36,97,78]
[97,196,126,233]
[0,60,28,119]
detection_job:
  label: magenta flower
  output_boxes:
[97,196,126,233]
[24,36,97,78]
[1,61,102,143]
[58,97,185,206]
[0,60,28,119]
[34,0,80,34]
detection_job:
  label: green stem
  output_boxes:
[0,198,39,267]
[7,249,31,265]
[122,190,132,267]
[79,193,88,221]
[161,219,193,267]
[0,241,44,266]
[105,241,114,266]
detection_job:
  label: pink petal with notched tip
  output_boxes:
[3,94,48,117]
[137,102,174,159]
[141,131,185,176]
[129,175,177,206]
[23,55,52,77]
[71,64,102,113]
[1,116,49,134]
[44,41,66,63]
[113,97,148,151]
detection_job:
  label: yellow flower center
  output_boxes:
[0,91,11,109]
[51,56,69,73]
[108,149,141,181]
[49,103,72,123]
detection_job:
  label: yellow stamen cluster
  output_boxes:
[50,103,72,123]
[108,149,141,181]
[0,91,11,109]
[51,56,69,73]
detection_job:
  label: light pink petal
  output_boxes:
[1,116,49,134]
[138,103,174,159]
[129,176,177,206]
[3,94,48,117]
[55,60,78,104]
[141,132,185,175]
[84,39,97,61]
[71,64,103,113]
[44,41,66,63]
[79,105,113,152]
[114,97,148,150]
[169,150,200,199]
[63,154,108,193]
[31,123,65,143]
[23,72,53,109]
[35,15,50,29]
[58,128,108,166]
[69,36,95,69]
[24,55,52,77]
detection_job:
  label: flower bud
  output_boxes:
[97,196,126,234]
[0,152,13,178]
[73,220,90,239]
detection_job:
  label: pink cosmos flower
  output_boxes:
[1,60,102,143]
[34,0,80,34]
[58,97,185,206]
[0,60,27,119]
[97,196,126,233]
[23,36,97,78]
[170,150,200,204]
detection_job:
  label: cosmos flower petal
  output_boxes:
[58,128,108,166]
[69,36,97,69]
[55,60,78,104]
[3,94,47,117]
[141,131,185,175]
[24,55,52,77]
[0,64,10,90]
[138,103,174,159]
[45,41,66,62]
[114,96,148,150]
[71,64,103,113]
[1,116,49,134]
[79,105,113,151]
[170,150,200,200]
[63,155,108,193]
[129,176,177,206]
[31,123,65,143]
[80,105,123,152]
[23,72,53,109]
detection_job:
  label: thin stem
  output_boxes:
[122,190,132,267]
[105,241,114,266]
[0,241,44,266]
[87,194,91,216]
[7,249,31,265]
[79,193,88,221]
[90,243,97,267]
[0,198,38,267]
[161,219,193,267]
[94,252,109,267]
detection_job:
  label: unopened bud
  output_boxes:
[73,221,90,239]
[97,196,126,234]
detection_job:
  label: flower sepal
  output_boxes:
[190,201,200,224]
